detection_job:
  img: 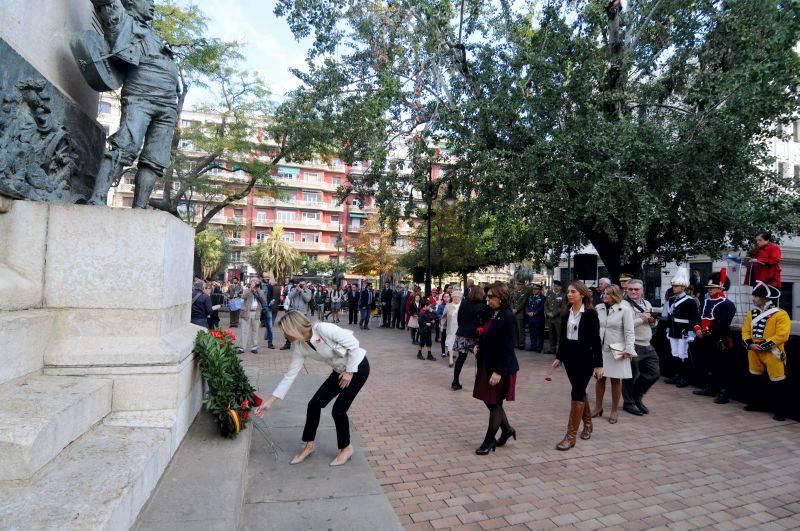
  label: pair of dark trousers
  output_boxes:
[302,358,370,449]
[547,317,562,352]
[515,314,526,348]
[382,305,391,326]
[229,309,240,327]
[528,317,544,351]
[348,304,358,324]
[622,344,661,405]
[359,307,371,328]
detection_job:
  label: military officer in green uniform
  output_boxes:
[545,280,567,353]
[511,281,529,349]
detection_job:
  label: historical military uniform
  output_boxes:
[525,286,546,352]
[511,284,529,349]
[89,0,180,207]
[544,282,567,354]
[663,268,698,387]
[742,282,791,420]
[692,271,737,403]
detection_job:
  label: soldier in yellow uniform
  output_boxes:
[741,281,791,421]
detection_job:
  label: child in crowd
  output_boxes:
[417,300,437,361]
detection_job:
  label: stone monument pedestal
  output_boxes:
[0,200,202,529]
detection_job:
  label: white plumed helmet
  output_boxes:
[671,267,690,287]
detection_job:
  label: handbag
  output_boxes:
[228,297,244,312]
[609,342,627,360]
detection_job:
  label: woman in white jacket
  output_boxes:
[254,310,369,466]
[592,284,636,424]
[440,292,461,367]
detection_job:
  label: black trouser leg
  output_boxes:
[302,358,370,448]
[441,330,447,354]
[411,328,417,343]
[564,359,593,402]
[453,349,468,385]
[622,356,640,406]
[634,348,661,398]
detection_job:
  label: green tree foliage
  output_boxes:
[398,200,497,285]
[247,227,303,282]
[350,216,403,277]
[194,228,230,278]
[150,1,341,234]
[274,0,800,278]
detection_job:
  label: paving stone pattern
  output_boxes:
[237,317,800,530]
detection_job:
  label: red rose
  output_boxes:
[241,399,249,409]
[252,394,263,406]
[242,410,249,421]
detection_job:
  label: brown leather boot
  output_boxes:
[580,397,592,440]
[556,400,585,451]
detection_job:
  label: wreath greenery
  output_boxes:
[194,329,262,438]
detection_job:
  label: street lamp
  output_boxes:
[422,178,456,297]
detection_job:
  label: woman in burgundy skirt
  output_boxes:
[473,281,520,455]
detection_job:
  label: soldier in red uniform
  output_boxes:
[744,231,782,288]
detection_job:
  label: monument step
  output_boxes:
[0,424,171,531]
[0,374,112,480]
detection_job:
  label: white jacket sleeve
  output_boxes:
[320,324,366,373]
[622,305,636,353]
[271,349,305,400]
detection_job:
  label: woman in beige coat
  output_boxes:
[591,284,635,424]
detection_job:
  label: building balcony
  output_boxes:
[256,197,344,212]
[348,203,377,214]
[289,241,338,252]
[258,219,340,231]
[224,216,246,225]
[208,214,227,224]
[229,237,246,246]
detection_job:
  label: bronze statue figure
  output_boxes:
[73,0,179,207]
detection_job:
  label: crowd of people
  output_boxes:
[190,231,790,459]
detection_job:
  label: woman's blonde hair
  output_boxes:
[604,284,624,305]
[276,310,313,341]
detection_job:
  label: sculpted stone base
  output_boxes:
[0,200,201,528]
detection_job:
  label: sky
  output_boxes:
[183,0,312,109]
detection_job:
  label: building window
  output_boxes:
[179,140,194,150]
[331,177,341,187]
[302,211,321,223]
[350,217,362,228]
[282,231,296,242]
[301,233,321,243]
[98,101,112,114]
[304,172,322,183]
[276,210,295,223]
[233,209,244,218]
[304,191,321,204]
[256,210,267,222]
[778,162,785,178]
[305,254,318,261]
[277,168,298,180]
[352,198,362,207]
[794,165,800,184]
[793,121,799,142]
[256,231,266,241]
[231,251,241,261]
[231,231,241,239]
[331,215,340,224]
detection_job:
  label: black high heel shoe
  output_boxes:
[475,440,497,455]
[496,428,516,447]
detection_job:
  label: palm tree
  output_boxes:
[247,226,302,283]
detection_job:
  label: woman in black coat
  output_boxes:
[551,281,604,451]
[473,282,520,455]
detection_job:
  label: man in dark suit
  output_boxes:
[359,282,375,329]
[259,273,276,349]
[346,284,360,325]
[398,284,410,330]
[380,283,393,327]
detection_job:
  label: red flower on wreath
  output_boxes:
[241,399,249,409]
[252,394,263,407]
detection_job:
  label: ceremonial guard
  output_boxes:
[511,282,529,349]
[692,270,737,404]
[663,268,699,388]
[525,283,546,352]
[742,282,791,421]
[545,281,567,353]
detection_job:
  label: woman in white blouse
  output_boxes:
[592,284,636,424]
[254,311,369,466]
[440,292,461,367]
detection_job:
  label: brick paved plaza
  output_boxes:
[239,319,800,531]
